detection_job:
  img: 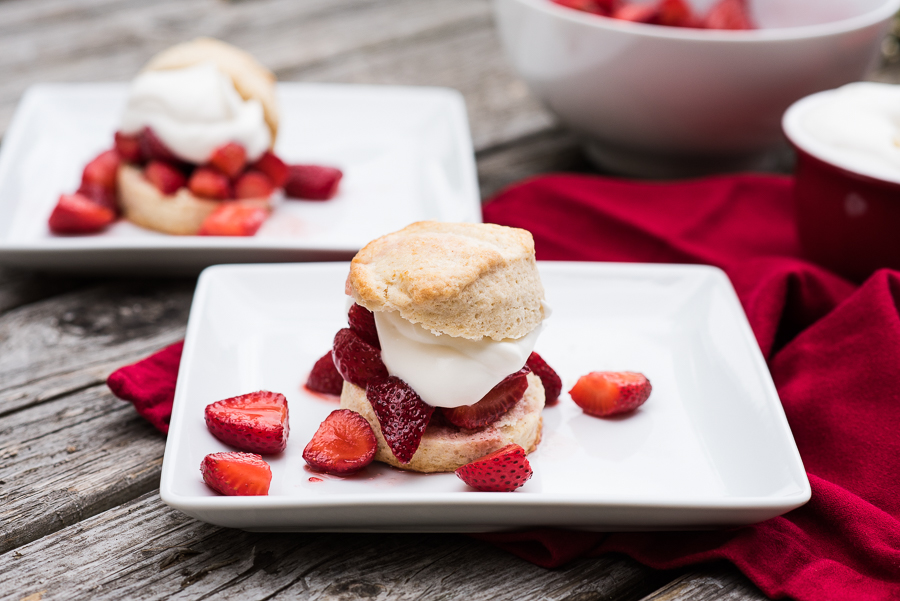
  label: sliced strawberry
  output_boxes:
[366,376,434,463]
[455,444,533,492]
[234,170,275,200]
[348,303,380,349]
[77,182,118,214]
[198,202,268,236]
[303,409,377,474]
[525,352,562,406]
[201,452,271,496]
[284,165,342,200]
[81,149,120,193]
[656,0,694,26]
[144,160,186,195]
[209,142,247,178]
[332,328,388,388]
[48,193,116,234]
[569,371,652,417]
[251,151,289,187]
[704,0,754,29]
[189,167,232,200]
[552,0,619,15]
[442,367,531,430]
[306,350,344,395]
[613,2,658,22]
[138,127,180,163]
[114,131,144,163]
[204,390,289,454]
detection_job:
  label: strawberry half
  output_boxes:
[552,0,619,15]
[303,409,377,474]
[189,167,232,200]
[332,328,388,388]
[455,444,533,492]
[77,182,119,214]
[656,0,695,26]
[204,390,290,454]
[306,350,344,395]
[366,376,434,463]
[114,131,144,163]
[704,0,754,29]
[284,165,342,200]
[81,149,120,193]
[48,193,116,234]
[234,170,275,200]
[348,303,380,349]
[209,142,247,178]
[144,160,187,195]
[526,352,562,406]
[251,151,289,188]
[198,203,268,236]
[201,452,271,496]
[441,367,530,429]
[138,127,180,163]
[613,2,658,22]
[569,371,652,417]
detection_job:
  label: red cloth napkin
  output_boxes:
[108,174,900,601]
[107,340,182,434]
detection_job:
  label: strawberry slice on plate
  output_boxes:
[303,409,377,474]
[704,0,754,29]
[77,182,119,214]
[455,443,533,492]
[209,142,247,178]
[144,160,186,195]
[48,193,116,234]
[234,171,275,200]
[251,151,289,188]
[332,327,388,388]
[525,352,562,406]
[285,164,342,200]
[366,376,434,463]
[198,203,268,236]
[189,167,232,200]
[204,390,289,454]
[569,371,652,417]
[306,350,344,395]
[201,452,271,496]
[348,303,380,349]
[81,149,120,193]
[139,127,180,163]
[441,367,530,429]
[114,131,144,163]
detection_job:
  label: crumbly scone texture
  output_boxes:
[142,37,279,142]
[117,164,269,235]
[340,373,545,473]
[347,221,546,341]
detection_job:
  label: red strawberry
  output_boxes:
[366,376,434,463]
[114,131,144,163]
[526,352,562,406]
[77,182,118,214]
[613,2,658,22]
[569,371,652,417]
[234,170,275,200]
[198,203,269,236]
[348,303,380,349]
[204,390,289,454]
[455,444,533,492]
[81,149,120,193]
[306,350,344,395]
[251,151,289,187]
[144,160,186,195]
[48,193,116,234]
[332,328,388,388]
[284,165,342,200]
[189,167,232,200]
[303,409,377,474]
[138,127,180,163]
[201,452,271,496]
[656,0,695,26]
[704,0,754,29]
[209,142,247,178]
[552,0,619,15]
[441,367,531,429]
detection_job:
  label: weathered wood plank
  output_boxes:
[0,267,91,318]
[0,492,676,601]
[640,567,769,601]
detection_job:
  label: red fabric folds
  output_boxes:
[107,340,183,434]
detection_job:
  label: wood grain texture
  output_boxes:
[0,492,676,601]
[639,567,769,601]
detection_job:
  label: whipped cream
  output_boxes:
[120,62,271,164]
[794,82,900,183]
[373,310,542,409]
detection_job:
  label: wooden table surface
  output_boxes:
[0,1,896,599]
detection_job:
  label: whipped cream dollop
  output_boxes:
[797,82,900,182]
[120,62,271,164]
[373,310,542,409]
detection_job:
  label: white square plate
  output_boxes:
[0,83,480,274]
[160,261,810,532]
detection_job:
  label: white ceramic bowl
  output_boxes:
[494,0,900,176]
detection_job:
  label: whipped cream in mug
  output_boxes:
[120,62,271,164]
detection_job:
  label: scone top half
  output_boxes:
[347,221,546,341]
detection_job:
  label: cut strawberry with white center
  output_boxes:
[569,371,652,417]
[332,328,388,388]
[144,160,186,195]
[455,444,533,492]
[306,350,344,395]
[285,164,342,200]
[303,409,377,474]
[189,167,232,200]
[48,193,116,234]
[234,170,274,200]
[198,203,268,236]
[201,452,271,496]
[441,367,530,429]
[81,149,120,193]
[525,352,562,406]
[348,303,380,349]
[209,142,247,179]
[204,390,290,454]
[251,151,289,188]
[366,376,434,464]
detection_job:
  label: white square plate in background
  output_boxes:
[160,261,810,532]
